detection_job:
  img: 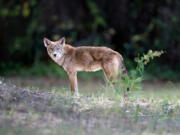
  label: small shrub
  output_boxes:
[114,50,164,95]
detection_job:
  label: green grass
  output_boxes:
[0,62,103,79]
[1,61,180,80]
[1,77,180,135]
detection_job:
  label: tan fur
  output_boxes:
[44,37,128,96]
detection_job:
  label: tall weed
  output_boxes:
[114,50,164,95]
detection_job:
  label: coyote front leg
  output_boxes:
[67,71,79,96]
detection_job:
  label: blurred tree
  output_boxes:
[0,0,179,73]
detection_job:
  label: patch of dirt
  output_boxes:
[0,81,78,129]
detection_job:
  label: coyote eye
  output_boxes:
[50,48,53,51]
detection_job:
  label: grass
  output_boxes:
[0,62,103,79]
[1,61,180,80]
[1,50,179,135]
[0,77,180,135]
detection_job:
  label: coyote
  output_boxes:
[43,37,128,96]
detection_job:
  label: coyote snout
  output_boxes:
[43,37,129,96]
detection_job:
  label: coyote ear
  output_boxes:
[43,37,52,47]
[58,37,65,45]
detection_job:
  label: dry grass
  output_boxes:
[0,77,180,135]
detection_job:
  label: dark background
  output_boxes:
[0,0,180,79]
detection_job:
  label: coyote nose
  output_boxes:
[53,54,57,57]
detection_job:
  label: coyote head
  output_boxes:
[43,37,65,60]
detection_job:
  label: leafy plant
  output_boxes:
[135,50,164,76]
[86,0,107,30]
[114,50,164,95]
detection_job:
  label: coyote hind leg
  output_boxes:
[102,61,119,85]
[102,61,127,97]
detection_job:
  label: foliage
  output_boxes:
[86,0,107,30]
[135,50,164,76]
[0,0,179,78]
[114,50,164,95]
